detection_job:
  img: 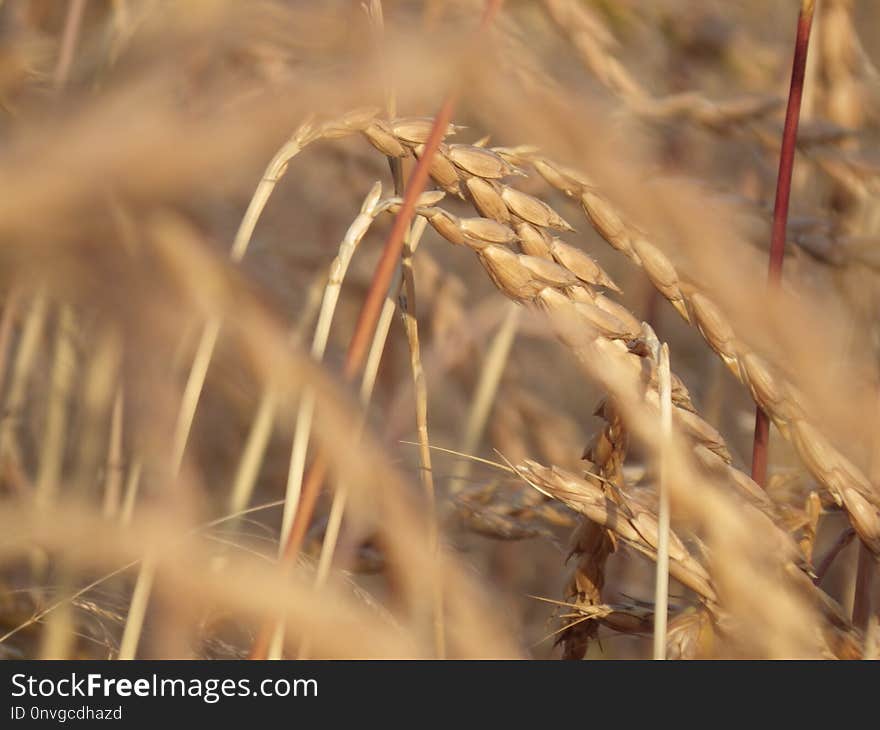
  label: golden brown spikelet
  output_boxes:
[478,245,545,300]
[422,208,466,246]
[631,237,680,301]
[501,186,574,231]
[570,300,632,340]
[362,119,407,158]
[464,177,511,224]
[414,143,462,195]
[391,117,460,145]
[531,157,594,195]
[459,217,519,247]
[515,221,554,259]
[580,191,630,251]
[689,291,738,361]
[447,144,523,179]
[516,254,578,288]
[550,239,620,291]
[592,294,642,340]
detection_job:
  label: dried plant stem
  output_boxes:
[119,313,218,658]
[291,223,430,661]
[361,271,401,404]
[229,390,277,515]
[750,0,815,488]
[653,343,672,660]
[448,302,520,496]
[226,265,327,517]
[0,290,48,465]
[852,543,874,631]
[35,305,76,506]
[102,388,125,518]
[118,559,155,660]
[0,288,20,396]
[398,224,444,657]
[119,459,143,527]
[170,318,220,475]
[53,0,87,88]
[867,616,880,660]
[231,128,311,263]
[270,197,407,661]
[814,527,856,584]
[278,183,384,542]
[227,263,330,520]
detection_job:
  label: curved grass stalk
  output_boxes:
[35,305,76,507]
[116,117,365,659]
[278,183,384,545]
[0,289,48,466]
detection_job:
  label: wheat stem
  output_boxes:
[53,0,87,88]
[398,223,444,657]
[653,343,672,660]
[101,388,125,519]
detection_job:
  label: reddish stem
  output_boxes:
[750,2,814,488]
[852,542,874,632]
[813,527,856,585]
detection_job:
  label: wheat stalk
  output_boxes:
[653,342,672,660]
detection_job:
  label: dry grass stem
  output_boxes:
[653,343,672,660]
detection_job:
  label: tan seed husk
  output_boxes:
[631,237,679,297]
[532,157,593,194]
[447,144,522,179]
[460,218,519,246]
[571,300,632,340]
[479,245,545,300]
[593,294,642,340]
[501,186,574,231]
[322,107,381,137]
[550,239,620,291]
[516,222,554,259]
[581,191,629,250]
[689,292,737,360]
[465,177,511,224]
[414,144,461,195]
[518,254,578,288]
[423,208,466,246]
[391,117,460,144]
[363,119,407,158]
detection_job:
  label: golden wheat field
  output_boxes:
[0,0,878,661]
